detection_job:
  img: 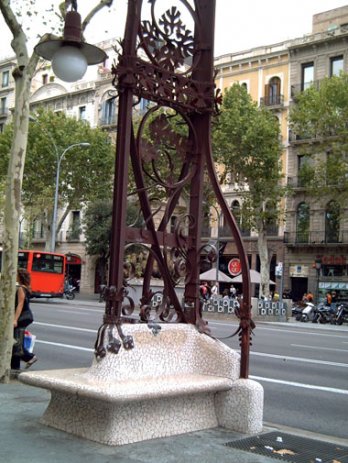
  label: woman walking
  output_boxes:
[11,269,37,372]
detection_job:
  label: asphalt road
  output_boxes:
[28,298,348,440]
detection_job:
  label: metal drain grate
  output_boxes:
[224,431,348,463]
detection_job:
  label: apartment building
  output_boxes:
[213,41,290,291]
[284,5,348,301]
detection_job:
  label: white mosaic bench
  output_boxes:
[19,324,263,446]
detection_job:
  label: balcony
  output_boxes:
[99,114,117,127]
[284,230,348,246]
[66,229,81,242]
[290,80,321,99]
[31,230,45,243]
[219,225,251,237]
[260,94,284,108]
[0,107,9,118]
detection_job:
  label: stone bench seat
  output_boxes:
[21,368,234,402]
[19,324,263,446]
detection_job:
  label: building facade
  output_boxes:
[213,41,290,295]
[284,5,348,302]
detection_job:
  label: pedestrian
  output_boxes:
[11,269,37,372]
[325,292,332,307]
[229,285,236,299]
[211,281,219,297]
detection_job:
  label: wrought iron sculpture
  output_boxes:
[94,0,253,378]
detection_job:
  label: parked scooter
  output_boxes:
[292,303,304,321]
[335,303,348,325]
[64,285,77,300]
[300,301,316,322]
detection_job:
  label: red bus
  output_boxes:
[17,250,66,298]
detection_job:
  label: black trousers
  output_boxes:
[11,326,34,370]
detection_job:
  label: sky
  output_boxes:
[1,0,348,60]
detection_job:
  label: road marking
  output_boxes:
[291,344,348,353]
[250,375,348,395]
[209,321,348,338]
[34,340,348,395]
[34,305,104,314]
[34,321,96,333]
[250,351,348,368]
[36,339,94,352]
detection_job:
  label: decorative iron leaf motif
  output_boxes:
[141,4,194,72]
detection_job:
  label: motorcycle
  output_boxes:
[335,303,348,325]
[312,302,337,324]
[64,285,77,300]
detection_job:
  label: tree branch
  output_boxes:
[0,0,28,68]
[81,0,115,33]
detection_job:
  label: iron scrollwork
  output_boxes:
[95,0,253,378]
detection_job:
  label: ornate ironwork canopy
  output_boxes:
[94,0,253,378]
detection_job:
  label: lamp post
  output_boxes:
[315,257,322,304]
[51,142,90,252]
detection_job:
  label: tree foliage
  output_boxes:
[213,84,284,227]
[288,74,348,199]
[0,108,114,248]
[213,83,284,296]
[0,0,115,383]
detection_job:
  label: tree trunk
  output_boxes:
[0,70,31,382]
[257,222,271,299]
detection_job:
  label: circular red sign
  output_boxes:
[228,258,241,276]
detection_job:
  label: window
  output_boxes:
[297,155,312,186]
[330,56,344,77]
[50,75,55,83]
[2,70,9,87]
[0,97,6,115]
[32,253,64,274]
[68,211,81,240]
[301,62,314,90]
[79,106,86,120]
[139,98,148,114]
[265,77,281,105]
[296,202,310,243]
[0,123,4,133]
[231,200,241,227]
[42,74,48,84]
[265,201,278,236]
[325,200,340,243]
[101,97,116,125]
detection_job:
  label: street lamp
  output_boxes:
[34,9,106,82]
[51,142,90,252]
[314,257,322,303]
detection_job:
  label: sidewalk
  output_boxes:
[2,380,348,463]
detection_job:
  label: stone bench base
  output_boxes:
[19,324,263,445]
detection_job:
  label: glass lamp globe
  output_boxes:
[52,46,88,82]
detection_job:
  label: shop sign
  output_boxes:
[289,264,309,277]
[319,282,348,290]
[228,258,241,276]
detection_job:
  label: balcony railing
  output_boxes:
[290,80,321,99]
[0,107,9,117]
[260,94,284,107]
[284,230,348,245]
[66,229,81,242]
[99,115,117,127]
[219,225,251,237]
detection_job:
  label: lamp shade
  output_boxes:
[52,46,88,82]
[34,11,107,83]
